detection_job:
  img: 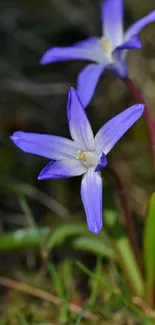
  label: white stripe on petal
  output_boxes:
[95,104,144,155]
[81,167,103,234]
[40,37,103,65]
[101,0,124,47]
[38,159,87,180]
[10,131,79,160]
[67,88,95,151]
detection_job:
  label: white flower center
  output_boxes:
[76,150,99,168]
[101,37,113,63]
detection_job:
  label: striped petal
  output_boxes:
[81,167,103,234]
[67,88,95,151]
[125,10,155,42]
[95,104,144,155]
[38,159,86,180]
[40,37,103,65]
[101,0,123,46]
[10,131,78,160]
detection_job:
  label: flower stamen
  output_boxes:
[101,37,113,54]
[77,150,89,162]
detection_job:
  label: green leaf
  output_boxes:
[114,236,144,298]
[45,220,115,260]
[144,193,155,307]
[0,228,49,251]
[72,236,115,260]
[45,222,88,250]
[105,210,144,297]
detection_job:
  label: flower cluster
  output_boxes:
[10,0,155,234]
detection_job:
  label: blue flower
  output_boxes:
[10,88,144,234]
[40,0,155,108]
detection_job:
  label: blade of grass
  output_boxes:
[144,193,155,308]
[48,262,65,298]
[89,256,102,307]
[0,177,69,219]
[75,304,88,325]
[76,262,153,325]
[48,262,69,323]
[19,195,37,228]
[105,210,144,297]
[63,259,73,301]
[114,236,144,297]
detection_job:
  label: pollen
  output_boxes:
[101,37,112,53]
[77,150,89,162]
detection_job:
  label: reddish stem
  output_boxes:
[123,77,155,168]
[107,166,142,272]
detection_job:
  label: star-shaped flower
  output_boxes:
[40,0,155,107]
[10,88,144,234]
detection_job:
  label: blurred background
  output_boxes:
[0,0,155,324]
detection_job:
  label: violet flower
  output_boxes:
[10,88,144,234]
[40,0,155,107]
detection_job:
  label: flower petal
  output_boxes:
[95,104,144,155]
[109,60,128,78]
[77,63,106,108]
[101,0,123,46]
[114,35,141,52]
[112,36,141,70]
[38,159,86,180]
[10,131,79,160]
[95,153,108,172]
[40,37,103,65]
[67,88,95,151]
[125,10,155,42]
[81,167,102,234]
